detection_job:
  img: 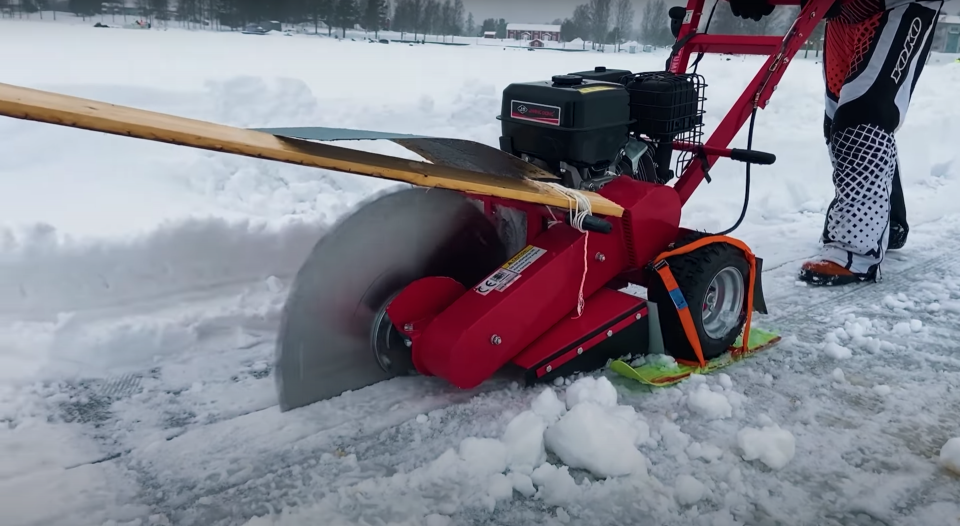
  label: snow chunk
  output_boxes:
[531,387,566,424]
[939,437,960,474]
[544,402,648,478]
[873,384,892,395]
[564,376,618,409]
[265,275,283,293]
[507,472,536,497]
[882,293,914,310]
[893,322,912,335]
[687,383,733,419]
[487,473,514,502]
[824,341,853,359]
[687,441,724,462]
[501,410,547,473]
[718,373,733,390]
[674,474,706,505]
[416,414,429,424]
[831,368,845,383]
[737,424,796,470]
[531,464,581,506]
[458,437,508,477]
[425,514,452,526]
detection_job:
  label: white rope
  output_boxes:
[545,183,592,318]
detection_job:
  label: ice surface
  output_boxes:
[2,15,960,526]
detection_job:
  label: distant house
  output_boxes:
[933,15,960,53]
[483,31,497,39]
[506,23,561,42]
[529,39,544,48]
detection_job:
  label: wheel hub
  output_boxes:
[370,295,414,375]
[701,266,745,339]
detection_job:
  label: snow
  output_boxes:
[2,16,960,526]
[674,474,706,506]
[824,341,854,359]
[940,437,960,475]
[686,382,733,419]
[736,423,797,470]
[543,395,650,478]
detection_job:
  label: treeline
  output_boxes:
[57,0,474,39]
[558,0,635,49]
[391,0,467,40]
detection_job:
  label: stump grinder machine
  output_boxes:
[0,0,831,411]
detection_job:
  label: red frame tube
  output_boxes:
[669,0,832,205]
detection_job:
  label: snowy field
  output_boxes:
[2,18,960,526]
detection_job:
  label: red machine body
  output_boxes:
[387,0,831,390]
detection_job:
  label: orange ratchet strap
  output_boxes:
[650,235,757,368]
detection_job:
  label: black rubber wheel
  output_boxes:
[647,233,750,362]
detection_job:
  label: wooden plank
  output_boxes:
[0,82,623,217]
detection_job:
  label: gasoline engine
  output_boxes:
[498,67,705,191]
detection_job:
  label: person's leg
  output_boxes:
[801,1,941,285]
[888,161,909,249]
[888,5,937,250]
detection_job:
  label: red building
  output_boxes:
[506,24,561,42]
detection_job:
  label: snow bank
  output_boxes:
[0,217,323,318]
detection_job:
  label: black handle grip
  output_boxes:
[730,148,776,165]
[568,213,613,234]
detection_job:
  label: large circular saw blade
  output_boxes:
[275,187,506,412]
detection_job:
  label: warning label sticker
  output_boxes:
[475,245,547,296]
[502,245,547,273]
[576,85,619,94]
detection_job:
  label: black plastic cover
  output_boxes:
[500,78,630,167]
[568,66,633,84]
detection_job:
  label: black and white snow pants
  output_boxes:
[819,0,941,273]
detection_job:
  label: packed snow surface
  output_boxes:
[2,17,960,526]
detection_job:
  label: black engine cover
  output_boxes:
[499,75,631,168]
[567,66,633,84]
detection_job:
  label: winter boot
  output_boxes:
[798,259,879,286]
[887,221,908,251]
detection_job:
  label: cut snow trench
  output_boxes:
[245,375,799,525]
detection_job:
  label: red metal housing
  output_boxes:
[393,0,825,389]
